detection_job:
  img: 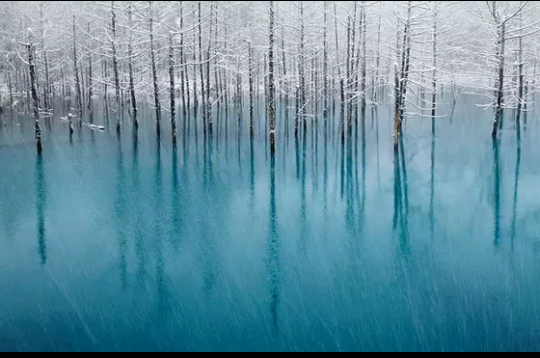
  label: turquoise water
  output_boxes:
[1,99,540,352]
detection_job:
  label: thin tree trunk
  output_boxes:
[179,2,187,118]
[169,32,177,142]
[269,1,276,155]
[207,1,214,135]
[516,4,524,126]
[299,1,306,134]
[198,1,207,135]
[361,3,367,117]
[128,2,138,127]
[111,1,121,133]
[249,42,254,139]
[432,7,438,118]
[493,22,505,138]
[323,1,329,125]
[28,32,42,153]
[72,16,83,121]
[149,1,161,137]
[88,31,93,123]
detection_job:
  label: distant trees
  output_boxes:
[1,1,540,145]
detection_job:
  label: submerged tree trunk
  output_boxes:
[268,1,276,155]
[28,31,42,154]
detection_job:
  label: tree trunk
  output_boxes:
[198,1,207,135]
[361,4,367,117]
[432,7,438,119]
[149,1,161,137]
[249,42,254,139]
[88,32,93,123]
[394,63,401,146]
[269,1,276,155]
[72,16,83,121]
[128,2,138,127]
[493,22,505,138]
[111,1,121,133]
[207,4,213,136]
[299,2,306,134]
[323,1,329,139]
[28,32,42,153]
[169,32,177,142]
[179,2,187,118]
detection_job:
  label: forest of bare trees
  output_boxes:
[1,1,540,151]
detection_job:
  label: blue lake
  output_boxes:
[1,99,540,352]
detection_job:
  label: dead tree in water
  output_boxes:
[268,1,276,155]
[169,31,177,142]
[149,1,162,137]
[487,1,528,138]
[72,16,83,122]
[27,30,42,153]
[111,1,121,134]
[394,1,412,146]
[127,2,138,127]
[249,41,254,140]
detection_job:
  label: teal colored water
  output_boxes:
[1,100,540,352]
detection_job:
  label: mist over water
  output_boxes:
[1,98,540,352]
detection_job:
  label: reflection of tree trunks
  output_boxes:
[154,136,168,311]
[36,153,46,265]
[267,150,280,335]
[359,111,366,233]
[345,123,354,236]
[250,136,255,212]
[393,137,409,252]
[430,118,436,240]
[493,139,501,247]
[133,130,146,284]
[511,131,521,248]
[116,136,127,289]
[172,145,182,250]
[393,146,401,231]
[300,132,307,248]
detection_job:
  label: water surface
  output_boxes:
[1,100,540,352]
